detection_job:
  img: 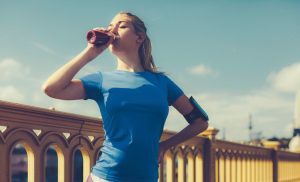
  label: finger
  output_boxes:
[92,27,107,32]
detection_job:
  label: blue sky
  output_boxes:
[1,0,300,142]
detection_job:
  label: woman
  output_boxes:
[42,12,208,182]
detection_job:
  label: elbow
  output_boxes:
[41,82,57,98]
[200,121,209,132]
[195,119,209,134]
[203,121,209,131]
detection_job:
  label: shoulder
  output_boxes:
[78,72,104,91]
[151,71,169,80]
[157,72,177,84]
[80,72,102,82]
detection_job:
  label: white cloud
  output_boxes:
[0,58,30,81]
[164,107,188,132]
[267,62,300,93]
[32,90,46,103]
[0,86,24,102]
[168,62,298,141]
[284,122,294,135]
[165,88,293,142]
[187,64,217,77]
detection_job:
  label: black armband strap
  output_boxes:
[183,96,209,124]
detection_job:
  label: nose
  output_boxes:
[108,22,120,35]
[110,27,118,35]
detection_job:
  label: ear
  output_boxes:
[136,32,146,44]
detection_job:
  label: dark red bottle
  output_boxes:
[86,30,111,47]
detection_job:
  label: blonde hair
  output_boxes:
[118,12,166,75]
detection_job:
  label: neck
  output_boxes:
[116,52,144,72]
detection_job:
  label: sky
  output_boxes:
[1,0,300,142]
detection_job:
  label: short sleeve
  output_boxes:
[163,74,184,106]
[79,72,102,101]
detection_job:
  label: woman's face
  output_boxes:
[107,14,141,54]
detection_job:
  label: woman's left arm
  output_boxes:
[158,94,208,163]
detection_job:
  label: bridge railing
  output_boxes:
[0,100,300,182]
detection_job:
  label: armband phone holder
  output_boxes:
[184,96,209,124]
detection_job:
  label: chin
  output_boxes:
[109,45,120,53]
[109,43,133,56]
[109,45,125,56]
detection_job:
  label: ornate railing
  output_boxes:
[0,100,104,182]
[1,100,300,182]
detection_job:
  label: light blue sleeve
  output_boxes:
[163,74,184,106]
[79,72,102,101]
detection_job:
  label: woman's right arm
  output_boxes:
[42,43,107,100]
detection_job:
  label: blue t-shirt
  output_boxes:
[80,70,184,182]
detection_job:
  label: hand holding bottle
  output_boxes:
[85,27,115,60]
[86,28,115,47]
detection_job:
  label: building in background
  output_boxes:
[289,91,300,152]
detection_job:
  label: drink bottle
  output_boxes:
[86,30,112,46]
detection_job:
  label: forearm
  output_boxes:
[42,47,95,93]
[162,119,208,149]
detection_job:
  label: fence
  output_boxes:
[1,100,300,182]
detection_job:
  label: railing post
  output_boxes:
[200,127,219,182]
[203,139,215,182]
[65,149,72,182]
[262,141,280,182]
[272,150,278,182]
[34,149,44,182]
[0,143,9,182]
